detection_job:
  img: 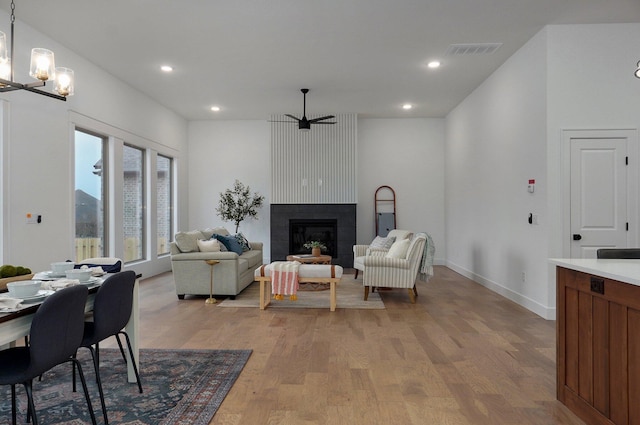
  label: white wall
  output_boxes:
[445,29,550,317]
[357,118,446,264]
[187,120,271,261]
[546,23,640,307]
[446,23,640,319]
[0,11,188,278]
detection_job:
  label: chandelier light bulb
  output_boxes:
[29,48,55,81]
[54,67,74,97]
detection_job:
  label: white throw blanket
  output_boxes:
[271,261,301,300]
[418,233,435,281]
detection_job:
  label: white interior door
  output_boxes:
[570,137,628,258]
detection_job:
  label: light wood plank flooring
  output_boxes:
[133,266,584,425]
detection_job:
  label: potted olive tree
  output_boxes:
[216,180,265,233]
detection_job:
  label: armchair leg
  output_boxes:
[413,284,418,297]
[364,286,369,301]
[408,288,416,304]
[354,269,359,279]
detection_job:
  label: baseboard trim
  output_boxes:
[445,261,556,320]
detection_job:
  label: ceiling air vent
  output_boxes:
[445,43,503,56]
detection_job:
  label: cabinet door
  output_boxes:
[557,267,640,425]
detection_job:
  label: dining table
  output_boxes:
[0,271,141,384]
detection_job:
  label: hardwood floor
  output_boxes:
[133,266,584,425]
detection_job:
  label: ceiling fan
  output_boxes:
[272,88,336,131]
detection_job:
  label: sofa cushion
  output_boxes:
[201,227,229,239]
[197,239,221,252]
[174,230,204,252]
[237,258,249,273]
[213,234,244,255]
[241,249,263,268]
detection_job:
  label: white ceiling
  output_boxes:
[2,0,639,121]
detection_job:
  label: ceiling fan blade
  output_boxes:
[313,121,337,124]
[285,114,301,121]
[308,115,335,123]
[269,120,298,123]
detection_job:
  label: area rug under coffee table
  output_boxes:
[0,348,252,425]
[218,276,385,309]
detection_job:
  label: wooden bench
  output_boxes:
[254,264,343,311]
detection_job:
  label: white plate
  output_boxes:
[0,290,54,304]
[21,290,55,303]
[81,277,100,285]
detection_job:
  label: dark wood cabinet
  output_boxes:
[557,266,640,425]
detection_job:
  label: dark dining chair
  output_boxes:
[74,270,142,424]
[596,248,640,259]
[0,285,97,425]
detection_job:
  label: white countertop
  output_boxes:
[550,258,640,287]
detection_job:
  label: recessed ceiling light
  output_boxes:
[402,104,412,110]
[427,61,441,69]
[210,106,221,112]
[160,65,173,72]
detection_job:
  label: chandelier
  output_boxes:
[0,0,74,100]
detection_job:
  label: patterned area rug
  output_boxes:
[218,275,385,309]
[0,348,251,425]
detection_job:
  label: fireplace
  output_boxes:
[290,219,337,256]
[271,204,356,267]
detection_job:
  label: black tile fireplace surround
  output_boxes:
[271,204,356,267]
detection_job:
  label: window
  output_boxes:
[72,113,177,267]
[74,130,106,262]
[123,145,145,262]
[156,155,172,256]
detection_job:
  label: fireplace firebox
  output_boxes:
[290,219,337,256]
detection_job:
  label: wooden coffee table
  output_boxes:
[286,254,332,265]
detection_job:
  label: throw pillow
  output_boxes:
[385,238,410,259]
[174,230,204,253]
[213,233,244,255]
[197,239,221,252]
[234,232,251,252]
[217,239,228,251]
[369,235,396,250]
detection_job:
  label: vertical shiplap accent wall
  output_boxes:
[270,113,357,204]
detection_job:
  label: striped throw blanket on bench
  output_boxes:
[271,261,300,301]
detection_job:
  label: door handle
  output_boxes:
[573,234,582,241]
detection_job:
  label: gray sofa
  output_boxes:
[170,227,263,299]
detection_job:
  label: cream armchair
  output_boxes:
[353,229,412,278]
[362,233,427,303]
